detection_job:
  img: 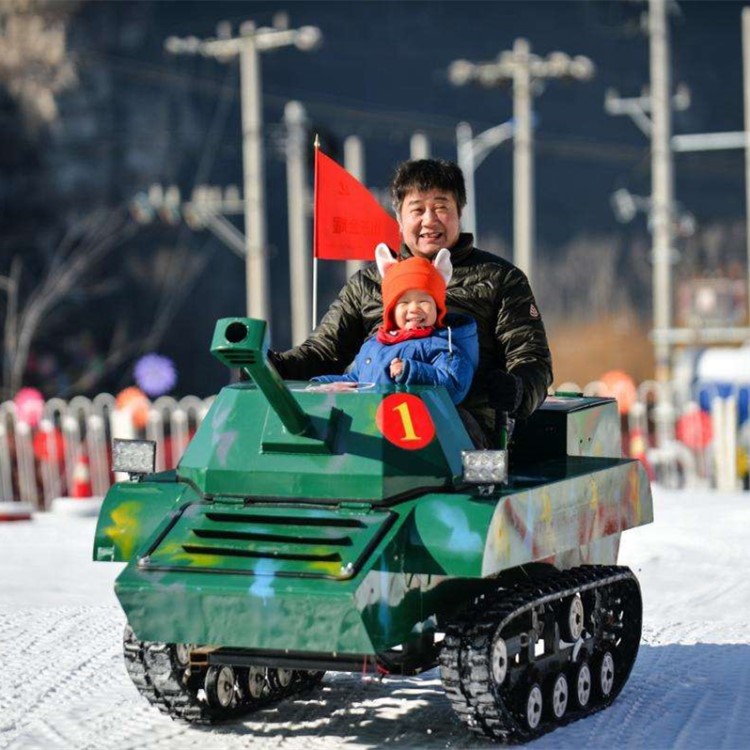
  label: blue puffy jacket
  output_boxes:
[311,314,478,404]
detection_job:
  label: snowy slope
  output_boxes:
[1,486,748,749]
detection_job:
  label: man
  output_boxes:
[269,158,553,447]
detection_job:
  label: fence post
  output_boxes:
[86,414,110,496]
[712,394,738,491]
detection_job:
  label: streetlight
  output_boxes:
[455,120,514,238]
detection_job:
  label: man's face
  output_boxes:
[394,289,438,330]
[398,189,461,259]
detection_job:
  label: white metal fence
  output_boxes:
[0,394,213,509]
[0,384,747,509]
[557,379,750,492]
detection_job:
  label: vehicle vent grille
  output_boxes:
[144,504,394,579]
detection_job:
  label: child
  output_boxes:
[311,244,478,404]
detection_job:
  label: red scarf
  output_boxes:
[376,326,436,345]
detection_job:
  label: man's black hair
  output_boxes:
[390,159,467,214]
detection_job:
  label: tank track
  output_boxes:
[123,625,325,724]
[439,565,642,743]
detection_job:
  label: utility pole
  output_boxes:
[607,6,750,350]
[410,131,431,160]
[744,7,750,325]
[165,19,322,321]
[449,41,594,286]
[284,101,311,345]
[344,135,366,278]
[455,119,514,237]
[649,0,674,387]
[605,1,699,380]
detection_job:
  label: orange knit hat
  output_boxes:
[381,256,447,330]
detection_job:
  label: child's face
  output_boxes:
[394,289,438,330]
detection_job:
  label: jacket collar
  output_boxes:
[399,232,475,265]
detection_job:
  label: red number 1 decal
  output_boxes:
[376,394,435,450]
[392,401,421,441]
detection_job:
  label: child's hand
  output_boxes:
[390,358,403,379]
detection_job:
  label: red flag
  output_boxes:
[313,148,401,261]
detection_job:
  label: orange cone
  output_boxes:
[71,455,93,498]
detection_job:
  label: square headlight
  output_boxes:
[112,438,156,477]
[461,449,508,485]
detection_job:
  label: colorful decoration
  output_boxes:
[115,386,151,430]
[13,387,45,428]
[33,426,65,462]
[676,407,713,451]
[134,353,177,397]
[600,370,638,416]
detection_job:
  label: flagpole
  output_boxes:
[312,259,318,330]
[312,134,320,329]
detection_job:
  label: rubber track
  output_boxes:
[123,625,324,724]
[439,565,642,743]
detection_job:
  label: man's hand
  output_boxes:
[390,358,404,379]
[487,369,523,414]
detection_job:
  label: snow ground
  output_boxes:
[1,486,748,749]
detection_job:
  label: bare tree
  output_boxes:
[0,209,136,399]
[0,204,217,400]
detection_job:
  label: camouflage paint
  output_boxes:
[95,324,653,656]
[177,383,473,501]
[92,474,196,562]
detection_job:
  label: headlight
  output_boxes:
[461,450,508,485]
[112,438,156,477]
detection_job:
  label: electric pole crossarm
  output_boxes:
[604,84,689,138]
[672,131,746,152]
[166,25,321,57]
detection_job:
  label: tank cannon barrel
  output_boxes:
[210,317,312,437]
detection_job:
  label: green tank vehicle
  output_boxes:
[94,317,653,743]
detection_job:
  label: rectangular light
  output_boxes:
[461,450,508,485]
[112,438,156,476]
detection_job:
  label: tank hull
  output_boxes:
[108,453,651,655]
[93,318,654,739]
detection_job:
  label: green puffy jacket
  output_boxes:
[269,234,553,433]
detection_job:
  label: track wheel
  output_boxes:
[551,673,569,719]
[246,666,267,700]
[173,642,193,670]
[491,636,508,685]
[564,594,585,641]
[268,667,294,690]
[574,662,592,708]
[525,683,543,730]
[599,651,615,698]
[205,665,237,709]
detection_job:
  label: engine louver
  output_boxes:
[141,503,394,580]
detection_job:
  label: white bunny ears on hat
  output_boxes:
[374,243,453,284]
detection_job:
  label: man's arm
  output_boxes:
[268,270,372,380]
[493,266,553,419]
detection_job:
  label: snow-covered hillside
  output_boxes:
[1,486,748,749]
